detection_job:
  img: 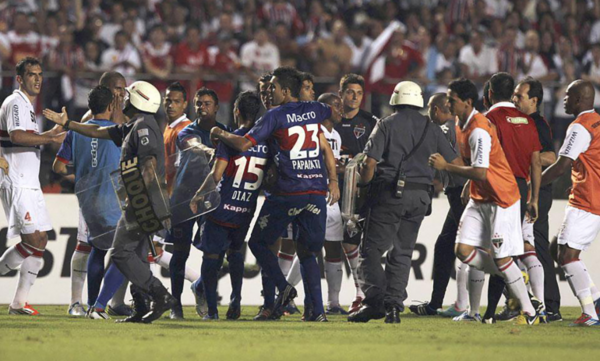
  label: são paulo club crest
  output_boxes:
[353,124,366,139]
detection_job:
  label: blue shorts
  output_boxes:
[198,218,248,255]
[165,217,201,245]
[249,193,326,253]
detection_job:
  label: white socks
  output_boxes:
[287,256,302,287]
[468,267,485,316]
[344,247,364,299]
[562,260,598,319]
[520,252,545,302]
[154,250,200,283]
[500,259,535,316]
[579,260,600,302]
[11,254,43,309]
[70,243,91,305]
[278,252,294,277]
[464,248,499,275]
[324,258,343,307]
[0,243,31,275]
[455,262,469,311]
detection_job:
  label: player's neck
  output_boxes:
[343,106,359,119]
[19,87,36,104]
[322,120,334,132]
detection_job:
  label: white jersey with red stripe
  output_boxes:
[0,89,42,189]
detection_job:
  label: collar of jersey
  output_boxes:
[488,101,515,112]
[169,114,188,128]
[14,89,33,106]
[577,109,595,118]
[461,108,478,131]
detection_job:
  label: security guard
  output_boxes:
[348,82,460,324]
[43,81,175,324]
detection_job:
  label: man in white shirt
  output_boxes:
[458,30,498,83]
[0,57,65,315]
[101,31,141,79]
[239,28,280,91]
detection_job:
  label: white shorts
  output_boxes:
[77,208,89,244]
[0,186,52,240]
[325,202,344,242]
[457,199,523,258]
[522,218,534,245]
[557,205,600,251]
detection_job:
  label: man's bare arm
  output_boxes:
[211,127,253,152]
[541,156,572,186]
[44,107,113,139]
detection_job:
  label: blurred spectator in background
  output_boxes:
[309,20,352,79]
[240,27,280,90]
[101,30,141,79]
[173,26,207,92]
[459,30,498,84]
[205,32,240,125]
[141,25,173,92]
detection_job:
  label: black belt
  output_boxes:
[404,182,431,191]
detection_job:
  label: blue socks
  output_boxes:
[227,251,244,306]
[300,255,324,316]
[201,256,224,316]
[249,240,287,292]
[93,263,125,310]
[87,247,107,307]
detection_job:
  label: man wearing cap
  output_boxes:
[43,81,176,324]
[348,81,459,324]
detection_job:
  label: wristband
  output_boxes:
[64,119,71,130]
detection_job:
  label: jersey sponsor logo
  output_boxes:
[297,173,324,179]
[91,138,99,168]
[353,124,365,139]
[563,131,578,155]
[475,137,484,165]
[286,111,316,123]
[12,104,19,126]
[30,111,35,124]
[506,117,528,125]
[592,121,600,129]
[287,203,321,216]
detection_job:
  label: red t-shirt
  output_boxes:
[485,102,541,179]
[373,45,423,95]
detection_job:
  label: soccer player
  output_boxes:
[190,91,267,320]
[429,79,539,325]
[541,80,600,326]
[334,73,377,312]
[53,85,125,320]
[480,73,543,323]
[0,57,65,315]
[44,80,176,323]
[512,77,561,321]
[180,88,232,318]
[68,71,131,318]
[211,66,340,321]
[317,93,348,315]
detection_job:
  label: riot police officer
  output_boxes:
[348,81,460,324]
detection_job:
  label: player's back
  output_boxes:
[71,119,121,182]
[460,112,520,208]
[567,111,600,214]
[485,102,541,179]
[210,127,270,228]
[244,101,332,195]
[0,90,41,189]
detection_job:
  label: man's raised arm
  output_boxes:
[44,107,113,140]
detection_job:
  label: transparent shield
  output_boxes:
[341,153,367,237]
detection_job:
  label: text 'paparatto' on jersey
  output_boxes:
[210,127,271,228]
[244,101,332,195]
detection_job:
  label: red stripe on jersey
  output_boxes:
[244,134,258,146]
[56,156,70,164]
[207,216,240,229]
[275,190,327,196]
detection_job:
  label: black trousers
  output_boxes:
[429,187,466,309]
[534,185,561,313]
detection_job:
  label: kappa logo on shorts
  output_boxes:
[492,233,503,248]
[258,215,269,229]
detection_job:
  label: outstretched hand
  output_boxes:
[0,156,8,175]
[43,107,69,126]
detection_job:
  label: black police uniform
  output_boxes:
[530,111,561,315]
[358,107,457,313]
[428,118,468,310]
[107,113,167,293]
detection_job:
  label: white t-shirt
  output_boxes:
[101,44,141,77]
[0,90,42,189]
[321,125,341,160]
[239,41,280,73]
[458,44,498,77]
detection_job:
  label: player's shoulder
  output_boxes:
[357,109,379,124]
[2,91,28,107]
[576,111,600,127]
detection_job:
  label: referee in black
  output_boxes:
[348,82,460,323]
[512,77,562,321]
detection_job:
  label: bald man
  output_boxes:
[410,94,468,317]
[541,80,600,326]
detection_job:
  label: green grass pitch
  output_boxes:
[0,306,598,361]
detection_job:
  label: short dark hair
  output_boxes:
[448,78,478,104]
[235,91,262,123]
[166,82,187,101]
[256,72,272,92]
[16,57,41,77]
[489,72,515,101]
[317,93,339,106]
[99,71,125,87]
[88,85,114,115]
[194,87,219,105]
[339,73,365,93]
[300,72,314,84]
[518,77,544,110]
[272,66,302,98]
[483,80,491,107]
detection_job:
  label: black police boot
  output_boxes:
[142,284,177,324]
[348,304,385,323]
[115,284,151,324]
